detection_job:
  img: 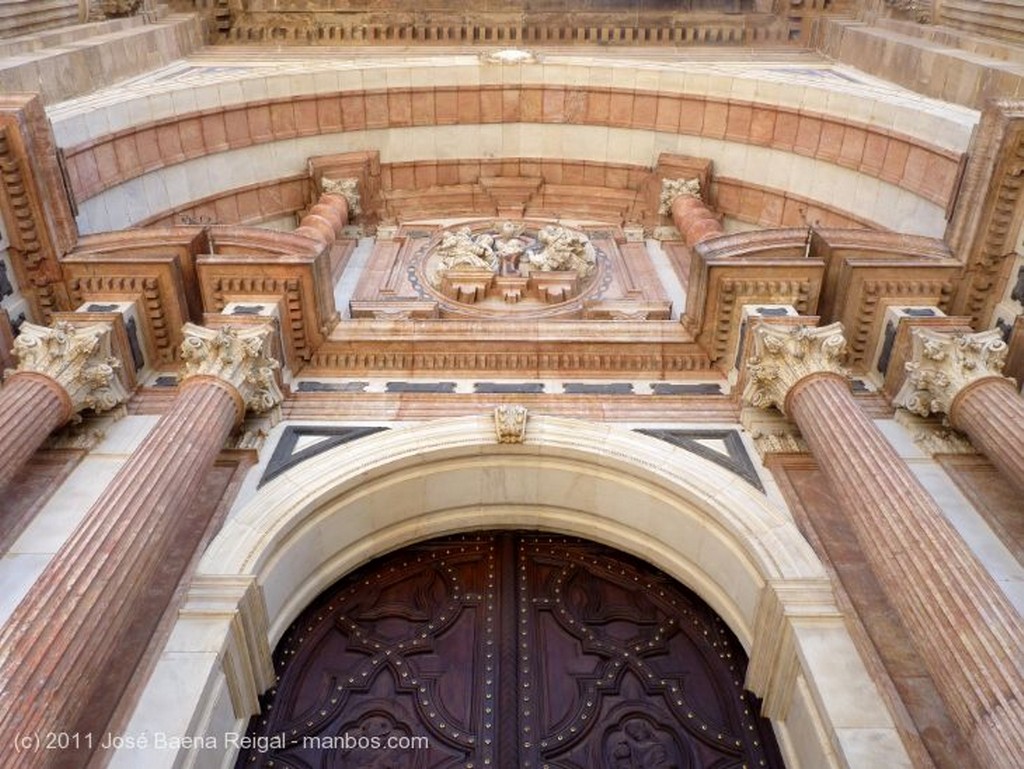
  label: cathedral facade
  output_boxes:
[0,1,1023,767]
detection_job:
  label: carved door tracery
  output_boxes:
[236,534,785,769]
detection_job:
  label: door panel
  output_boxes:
[236,534,784,769]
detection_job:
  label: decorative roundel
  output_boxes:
[410,219,611,318]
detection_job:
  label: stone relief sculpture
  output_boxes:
[433,227,500,274]
[527,224,597,277]
[429,221,596,287]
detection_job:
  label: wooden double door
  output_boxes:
[238,533,785,769]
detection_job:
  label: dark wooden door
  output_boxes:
[237,533,785,768]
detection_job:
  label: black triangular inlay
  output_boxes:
[635,429,764,492]
[259,426,390,488]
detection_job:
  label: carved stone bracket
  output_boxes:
[179,324,283,415]
[320,177,361,217]
[893,410,976,455]
[658,177,702,215]
[494,404,528,443]
[896,328,1010,417]
[11,320,129,415]
[743,322,849,415]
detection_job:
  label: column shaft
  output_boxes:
[0,379,238,768]
[788,374,1024,769]
[950,377,1024,495]
[0,373,71,490]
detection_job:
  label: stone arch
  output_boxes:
[108,415,913,769]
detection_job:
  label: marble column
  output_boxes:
[0,321,128,490]
[745,321,1024,769]
[897,327,1024,495]
[0,323,281,768]
[293,176,359,244]
[659,177,724,245]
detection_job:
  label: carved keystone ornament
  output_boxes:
[743,322,849,414]
[179,324,283,415]
[494,405,528,443]
[11,320,129,415]
[896,328,1010,417]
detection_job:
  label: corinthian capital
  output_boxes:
[895,328,1009,417]
[743,322,849,414]
[179,324,282,415]
[320,177,361,216]
[12,321,129,414]
[658,177,702,215]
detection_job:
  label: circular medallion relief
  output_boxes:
[412,220,609,318]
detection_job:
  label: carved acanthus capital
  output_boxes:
[179,324,282,415]
[896,328,1009,417]
[658,177,702,215]
[494,405,528,443]
[743,322,849,414]
[11,321,129,415]
[320,177,361,217]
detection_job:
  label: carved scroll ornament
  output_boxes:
[179,324,282,415]
[743,322,849,415]
[896,328,1010,417]
[11,320,129,415]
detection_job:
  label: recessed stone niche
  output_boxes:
[351,219,672,321]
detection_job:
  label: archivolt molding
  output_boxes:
[125,415,912,769]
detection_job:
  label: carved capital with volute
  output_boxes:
[11,320,129,415]
[320,177,361,216]
[895,328,1010,417]
[179,324,283,416]
[658,177,702,215]
[743,322,849,415]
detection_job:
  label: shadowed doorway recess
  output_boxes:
[236,532,785,768]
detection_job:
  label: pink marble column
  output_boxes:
[0,324,280,768]
[0,373,71,489]
[898,327,1024,496]
[746,322,1024,769]
[0,321,128,491]
[660,177,724,245]
[949,377,1024,494]
[293,178,357,245]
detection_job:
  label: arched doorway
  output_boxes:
[236,532,785,768]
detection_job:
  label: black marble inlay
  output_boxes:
[649,383,723,396]
[153,375,178,387]
[297,381,370,393]
[259,426,390,488]
[1010,266,1024,304]
[85,303,120,312]
[636,429,764,492]
[474,382,546,394]
[851,379,871,393]
[996,317,1013,343]
[563,383,634,395]
[754,306,791,316]
[0,261,13,300]
[386,381,457,393]
[126,316,145,372]
[877,320,896,374]
[903,308,938,317]
[231,305,267,315]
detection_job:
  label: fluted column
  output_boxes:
[659,177,724,245]
[745,321,1024,769]
[897,327,1024,494]
[0,321,128,490]
[0,323,281,768]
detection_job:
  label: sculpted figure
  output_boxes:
[434,227,499,273]
[527,225,596,277]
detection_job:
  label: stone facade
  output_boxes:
[0,6,1023,769]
